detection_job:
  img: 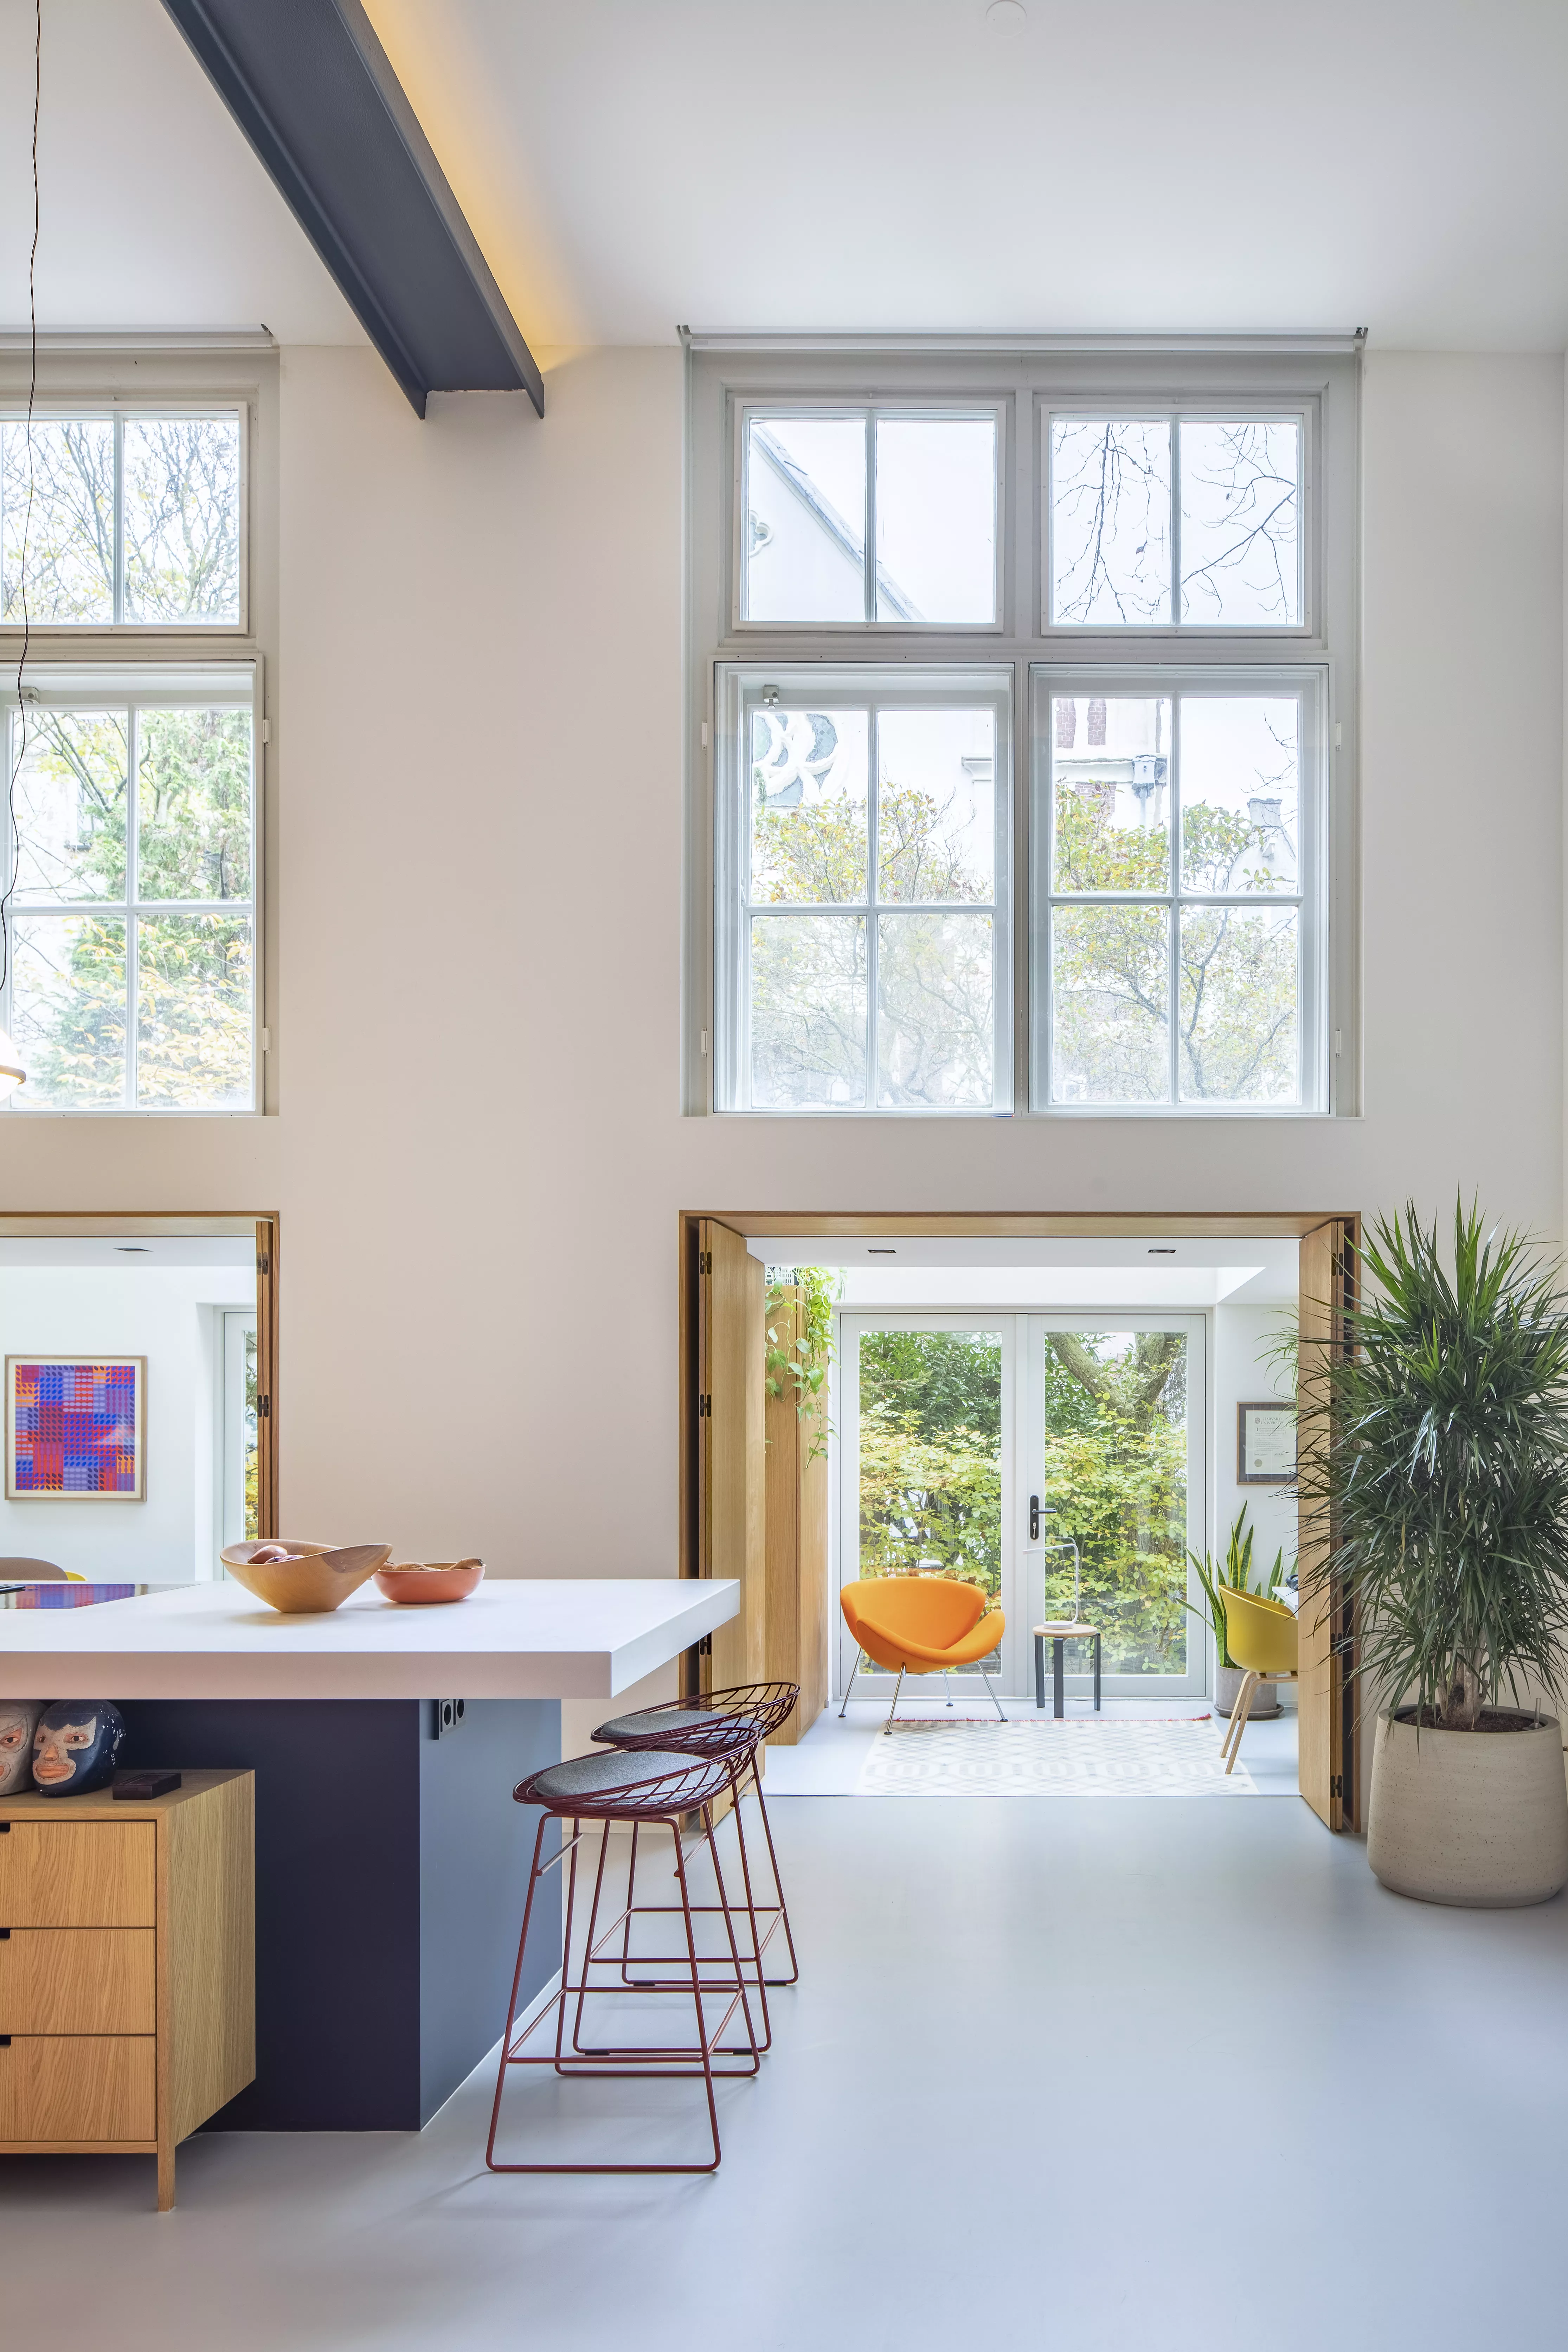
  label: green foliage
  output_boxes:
[1039,1334,1188,1673]
[1299,1201,1568,1732]
[1186,1506,1288,1670]
[11,707,252,1109]
[1050,785,1298,1104]
[858,1330,1002,1602]
[854,1327,1194,1672]
[765,1266,841,1465]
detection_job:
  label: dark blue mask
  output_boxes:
[32,1699,124,1796]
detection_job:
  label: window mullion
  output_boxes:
[1169,692,1181,1104]
[112,413,125,626]
[863,412,876,624]
[866,705,880,1109]
[125,705,138,1108]
[1169,414,1181,629]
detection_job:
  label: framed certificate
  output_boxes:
[1237,1402,1296,1484]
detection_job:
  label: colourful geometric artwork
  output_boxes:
[5,1358,146,1503]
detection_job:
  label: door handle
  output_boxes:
[1029,1494,1041,1542]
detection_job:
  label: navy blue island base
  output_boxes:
[118,1698,560,2131]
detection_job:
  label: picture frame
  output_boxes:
[5,1356,147,1503]
[1237,1401,1296,1484]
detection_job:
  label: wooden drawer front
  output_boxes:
[0,2036,155,2142]
[0,1823,155,1927]
[0,1930,156,2035]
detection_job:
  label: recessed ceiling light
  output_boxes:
[115,1245,150,1254]
[868,1247,897,1255]
[1148,1247,1176,1255]
[986,0,1027,31]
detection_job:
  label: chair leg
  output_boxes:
[883,1666,906,1736]
[744,1749,799,1985]
[943,1670,955,1710]
[838,1649,865,1718]
[976,1660,1006,1723]
[486,1812,552,2170]
[1223,1673,1258,1773]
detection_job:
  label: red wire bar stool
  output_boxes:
[590,1683,801,2037]
[486,1744,761,2176]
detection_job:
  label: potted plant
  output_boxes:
[1188,1507,1289,1721]
[1300,1202,1568,1907]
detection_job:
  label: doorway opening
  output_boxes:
[681,1210,1358,1827]
[0,1212,277,1591]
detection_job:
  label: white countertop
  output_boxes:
[0,1576,739,1701]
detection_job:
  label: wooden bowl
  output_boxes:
[221,1540,391,1614]
[374,1559,485,1606]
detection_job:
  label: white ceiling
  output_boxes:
[2,0,1567,352]
[0,1238,254,1270]
[749,1235,1301,1306]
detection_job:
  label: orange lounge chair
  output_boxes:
[839,1576,1007,1734]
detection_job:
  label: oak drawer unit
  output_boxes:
[0,1769,253,2210]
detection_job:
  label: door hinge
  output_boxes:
[257,1394,271,1419]
[260,717,272,745]
[698,1249,712,1275]
[257,1253,270,1275]
[1329,1773,1343,1799]
[698,1633,712,1658]
[696,1394,711,1418]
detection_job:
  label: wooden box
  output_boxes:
[0,1768,254,2209]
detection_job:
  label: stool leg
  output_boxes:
[671,1820,724,2171]
[486,1811,553,2171]
[1094,1632,1102,1712]
[744,1748,800,1984]
[1035,1631,1045,1711]
[570,1813,618,2055]
[703,1794,765,2068]
[1054,1638,1065,1718]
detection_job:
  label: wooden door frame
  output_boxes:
[0,1209,280,1541]
[679,1205,1361,1825]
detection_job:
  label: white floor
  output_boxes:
[769,1692,1301,1793]
[7,1757,1567,2349]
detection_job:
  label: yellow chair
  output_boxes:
[1220,1587,1298,1774]
[839,1577,1007,1734]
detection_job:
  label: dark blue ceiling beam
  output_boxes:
[161,0,543,418]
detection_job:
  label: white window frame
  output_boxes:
[0,662,261,1114]
[219,1304,258,1552]
[0,339,277,1118]
[1032,664,1328,1114]
[686,338,1361,1120]
[732,398,1008,635]
[1040,400,1316,637]
[714,663,1013,1114]
[0,399,250,637]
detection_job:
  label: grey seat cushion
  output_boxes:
[525,1745,714,1810]
[593,1704,733,1746]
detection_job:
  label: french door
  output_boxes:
[837,1311,1205,1699]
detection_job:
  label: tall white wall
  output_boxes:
[0,1265,253,1580]
[0,342,1559,1737]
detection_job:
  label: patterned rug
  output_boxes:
[854,1716,1260,1797]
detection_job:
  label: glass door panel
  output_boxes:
[839,1316,1015,1691]
[1024,1317,1204,1696]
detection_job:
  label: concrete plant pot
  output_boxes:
[1368,1709,1568,1908]
[1214,1662,1280,1721]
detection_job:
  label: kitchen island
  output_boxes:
[0,1577,736,2133]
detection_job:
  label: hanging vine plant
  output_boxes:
[765,1265,840,1465]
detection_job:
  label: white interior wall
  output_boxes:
[0,1265,253,1580]
[1211,1302,1299,1710]
[0,342,1559,1752]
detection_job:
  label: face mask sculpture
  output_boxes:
[0,1700,45,1797]
[32,1699,125,1797]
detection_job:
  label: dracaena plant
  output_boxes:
[1298,1201,1568,1732]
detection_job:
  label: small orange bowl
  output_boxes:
[374,1559,485,1606]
